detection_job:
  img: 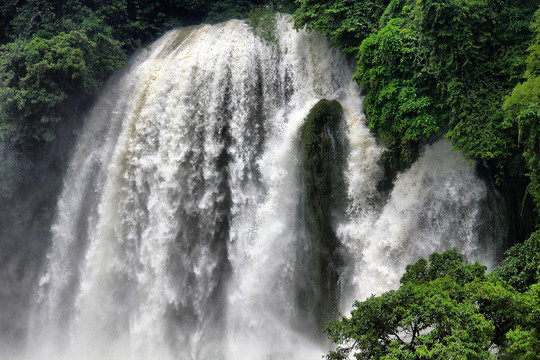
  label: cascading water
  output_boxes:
[338,140,505,309]
[17,15,504,360]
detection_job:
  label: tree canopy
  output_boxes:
[325,245,540,359]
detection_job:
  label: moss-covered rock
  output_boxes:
[299,99,346,328]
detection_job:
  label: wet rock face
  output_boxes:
[300,99,346,327]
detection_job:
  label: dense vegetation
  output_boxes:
[325,244,540,359]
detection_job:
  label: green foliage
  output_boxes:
[325,249,496,360]
[400,249,487,285]
[326,247,540,359]
[505,326,540,360]
[246,5,278,43]
[0,27,124,142]
[503,283,540,359]
[0,0,19,42]
[471,276,524,347]
[357,16,436,166]
[497,231,540,293]
[293,0,390,56]
[205,0,254,23]
[503,7,540,220]
[358,0,535,172]
[10,0,59,40]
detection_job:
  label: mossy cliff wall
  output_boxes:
[299,99,346,328]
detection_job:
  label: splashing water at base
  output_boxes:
[16,16,504,360]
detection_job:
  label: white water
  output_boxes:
[338,141,503,308]
[21,16,503,360]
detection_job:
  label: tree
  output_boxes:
[503,283,540,359]
[503,7,540,221]
[0,28,124,143]
[293,0,390,56]
[496,231,540,293]
[325,244,540,359]
[325,249,498,359]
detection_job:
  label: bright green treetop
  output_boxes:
[325,247,540,360]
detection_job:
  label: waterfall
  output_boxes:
[20,15,504,360]
[338,140,504,308]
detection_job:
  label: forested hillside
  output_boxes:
[1,0,539,358]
